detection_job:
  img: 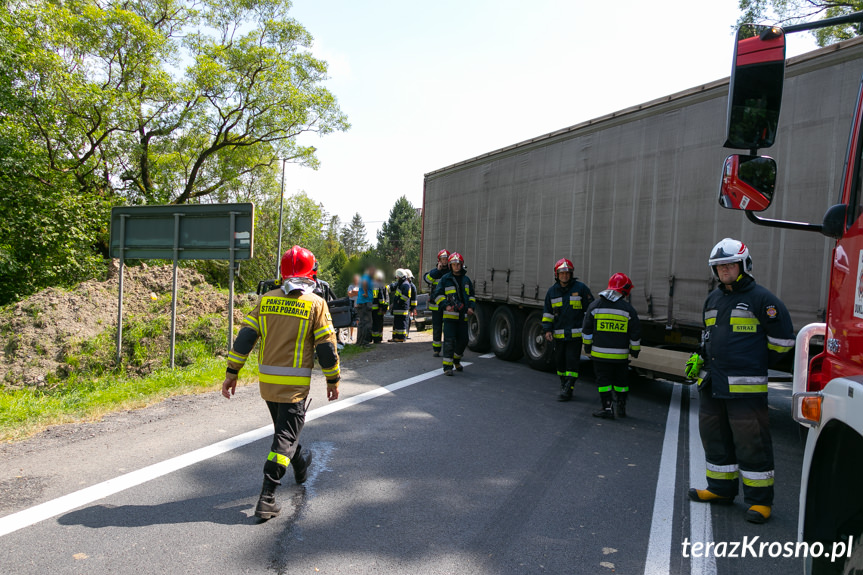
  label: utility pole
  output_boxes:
[276,158,287,278]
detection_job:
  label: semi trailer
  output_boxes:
[421,36,863,378]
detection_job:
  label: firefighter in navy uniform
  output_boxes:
[433,252,476,375]
[425,249,450,356]
[390,269,412,342]
[686,238,794,525]
[542,258,594,402]
[582,273,641,419]
[221,246,340,520]
[371,270,387,344]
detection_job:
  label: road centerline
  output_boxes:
[644,383,684,575]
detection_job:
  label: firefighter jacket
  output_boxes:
[391,279,412,316]
[542,279,594,340]
[372,283,388,316]
[701,274,794,398]
[433,271,476,321]
[409,281,418,312]
[227,287,340,403]
[424,266,447,310]
[582,291,641,363]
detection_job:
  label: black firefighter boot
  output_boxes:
[254,479,281,520]
[617,392,628,418]
[592,392,615,419]
[292,444,313,485]
[557,377,574,402]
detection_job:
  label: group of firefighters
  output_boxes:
[222,237,794,527]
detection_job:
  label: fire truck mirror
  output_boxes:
[821,204,849,239]
[718,154,776,212]
[725,24,786,151]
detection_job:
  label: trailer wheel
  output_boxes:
[522,310,554,372]
[491,306,524,361]
[468,303,492,352]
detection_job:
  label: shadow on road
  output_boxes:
[56,489,302,528]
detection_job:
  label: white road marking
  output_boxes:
[479,353,495,359]
[0,364,469,538]
[689,385,717,575]
[643,383,683,575]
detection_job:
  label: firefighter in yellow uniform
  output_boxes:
[221,245,340,521]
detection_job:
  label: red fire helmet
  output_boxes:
[280,245,316,280]
[607,273,634,296]
[437,249,451,261]
[554,258,574,278]
[448,252,464,265]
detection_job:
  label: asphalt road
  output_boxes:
[0,332,806,574]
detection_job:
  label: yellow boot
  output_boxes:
[688,488,735,505]
[746,505,771,524]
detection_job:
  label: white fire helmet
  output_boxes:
[709,238,752,278]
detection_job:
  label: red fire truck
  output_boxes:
[719,13,863,574]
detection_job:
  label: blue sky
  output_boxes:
[282,0,819,239]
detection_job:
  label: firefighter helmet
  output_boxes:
[405,269,414,279]
[554,258,574,279]
[395,268,407,279]
[448,252,464,265]
[708,238,752,278]
[437,249,450,261]
[607,273,634,296]
[280,246,316,280]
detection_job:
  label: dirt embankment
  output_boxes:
[0,263,256,389]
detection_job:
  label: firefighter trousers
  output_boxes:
[698,388,774,506]
[593,360,628,408]
[554,339,582,385]
[392,312,408,341]
[371,311,384,343]
[263,400,306,485]
[442,317,468,371]
[431,308,444,352]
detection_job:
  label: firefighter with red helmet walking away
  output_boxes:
[542,258,594,401]
[432,252,476,375]
[582,273,641,419]
[425,249,450,356]
[686,238,794,524]
[221,245,341,520]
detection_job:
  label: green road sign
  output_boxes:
[109,203,254,260]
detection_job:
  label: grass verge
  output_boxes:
[0,353,260,443]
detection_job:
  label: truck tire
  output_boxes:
[522,310,555,372]
[491,305,524,361]
[468,303,492,352]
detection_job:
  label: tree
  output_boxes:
[0,0,349,303]
[4,0,349,205]
[339,212,369,257]
[737,0,863,46]
[376,196,422,274]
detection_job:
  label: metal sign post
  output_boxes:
[228,211,237,350]
[109,203,254,369]
[115,214,128,364]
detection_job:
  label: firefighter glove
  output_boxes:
[685,353,703,379]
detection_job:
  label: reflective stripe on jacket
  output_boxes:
[542,280,594,340]
[582,296,641,363]
[702,275,794,398]
[432,271,476,321]
[228,288,340,403]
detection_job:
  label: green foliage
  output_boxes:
[340,212,369,257]
[737,0,863,46]
[376,196,422,276]
[0,351,260,441]
[0,0,349,305]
